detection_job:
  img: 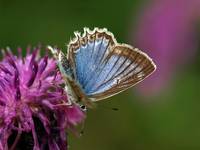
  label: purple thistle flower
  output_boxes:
[0,47,85,150]
[132,0,200,95]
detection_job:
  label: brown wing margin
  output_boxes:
[88,45,156,101]
[66,28,116,81]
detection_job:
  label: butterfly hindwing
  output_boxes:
[87,45,156,100]
[67,28,156,101]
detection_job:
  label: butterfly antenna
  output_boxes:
[78,117,86,137]
[79,122,85,137]
[111,107,119,111]
[98,105,119,111]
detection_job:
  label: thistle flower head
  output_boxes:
[0,47,85,150]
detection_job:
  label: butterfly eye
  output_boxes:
[79,105,87,112]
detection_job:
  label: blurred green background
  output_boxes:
[0,0,200,150]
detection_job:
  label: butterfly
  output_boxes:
[48,28,156,108]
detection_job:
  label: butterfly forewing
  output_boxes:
[87,45,156,100]
[67,28,156,101]
[68,28,115,88]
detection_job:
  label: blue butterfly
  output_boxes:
[48,28,156,108]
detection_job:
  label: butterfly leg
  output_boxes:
[53,84,76,108]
